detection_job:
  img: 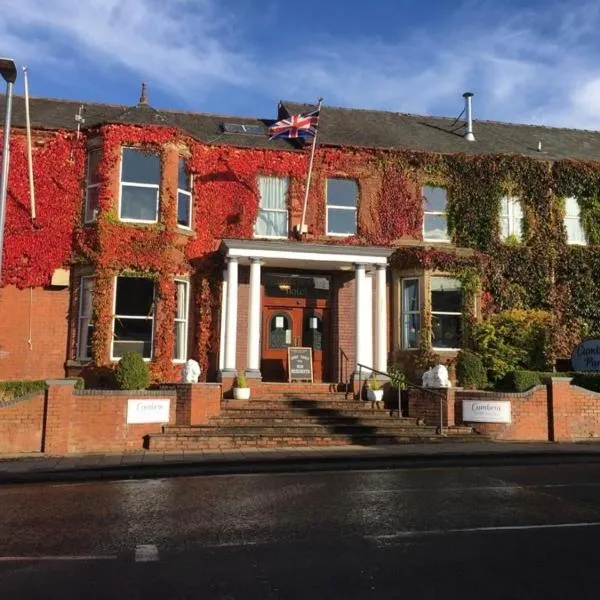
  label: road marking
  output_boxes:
[367,521,600,544]
[0,555,118,562]
[135,544,159,562]
[354,482,600,494]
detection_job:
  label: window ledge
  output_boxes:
[176,227,195,237]
[65,359,93,368]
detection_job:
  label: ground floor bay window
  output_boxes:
[398,273,465,353]
[112,276,155,360]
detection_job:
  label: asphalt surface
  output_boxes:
[2,461,600,598]
[5,441,600,485]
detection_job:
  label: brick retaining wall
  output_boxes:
[0,381,223,454]
[408,379,600,442]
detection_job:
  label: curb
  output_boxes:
[3,448,600,485]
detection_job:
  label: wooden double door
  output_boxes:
[262,301,329,382]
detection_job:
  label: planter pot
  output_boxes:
[233,387,250,400]
[367,389,384,402]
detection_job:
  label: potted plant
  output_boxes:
[233,371,250,400]
[366,374,384,403]
[388,366,408,417]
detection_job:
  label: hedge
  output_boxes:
[497,370,600,393]
[0,378,84,403]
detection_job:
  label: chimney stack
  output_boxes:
[139,82,148,105]
[463,92,475,142]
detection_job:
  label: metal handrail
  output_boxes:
[356,363,448,435]
[339,348,351,399]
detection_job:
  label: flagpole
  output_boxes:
[299,97,322,238]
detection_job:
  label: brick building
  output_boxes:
[1,91,600,391]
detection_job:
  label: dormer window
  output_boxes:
[500,196,523,241]
[119,148,160,223]
[564,197,586,245]
[423,186,449,242]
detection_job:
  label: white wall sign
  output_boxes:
[571,339,600,372]
[463,400,511,424]
[127,399,171,424]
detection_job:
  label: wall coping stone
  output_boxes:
[457,385,547,399]
[76,389,177,397]
[46,379,76,386]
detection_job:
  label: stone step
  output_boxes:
[211,416,415,427]
[218,407,405,418]
[149,431,480,451]
[231,400,377,410]
[162,423,454,436]
[246,394,351,402]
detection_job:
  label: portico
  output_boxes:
[218,240,393,386]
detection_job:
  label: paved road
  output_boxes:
[2,462,600,598]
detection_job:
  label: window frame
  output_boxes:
[84,149,101,224]
[326,178,358,237]
[177,158,193,230]
[564,196,587,246]
[430,276,462,351]
[254,175,290,239]
[118,147,161,224]
[110,275,155,362]
[76,275,94,361]
[422,186,450,243]
[499,195,523,241]
[401,278,421,350]
[173,279,190,363]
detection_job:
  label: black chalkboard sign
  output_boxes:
[288,347,313,382]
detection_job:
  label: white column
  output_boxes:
[246,258,262,376]
[224,257,238,372]
[355,263,368,371]
[218,270,228,372]
[375,264,387,373]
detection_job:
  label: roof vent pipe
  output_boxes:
[463,92,475,142]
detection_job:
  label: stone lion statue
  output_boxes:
[181,359,201,383]
[422,364,451,388]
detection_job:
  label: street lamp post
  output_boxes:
[0,57,17,284]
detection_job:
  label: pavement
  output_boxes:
[4,440,600,484]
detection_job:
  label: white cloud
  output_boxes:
[0,0,252,98]
[3,0,600,128]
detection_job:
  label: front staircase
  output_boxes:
[148,387,482,451]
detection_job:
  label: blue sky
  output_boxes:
[2,0,600,128]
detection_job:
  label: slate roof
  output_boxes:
[2,93,600,161]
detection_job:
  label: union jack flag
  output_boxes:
[268,108,320,140]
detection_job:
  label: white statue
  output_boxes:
[181,359,201,383]
[422,364,451,388]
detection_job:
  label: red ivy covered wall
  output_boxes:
[2,123,424,381]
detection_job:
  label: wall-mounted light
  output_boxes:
[278,283,291,291]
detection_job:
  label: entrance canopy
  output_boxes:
[219,239,392,269]
[218,239,394,382]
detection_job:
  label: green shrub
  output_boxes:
[388,366,408,391]
[0,380,47,401]
[456,350,487,389]
[471,309,553,382]
[114,352,149,390]
[572,373,600,393]
[498,370,542,392]
[234,371,248,388]
[368,374,381,391]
